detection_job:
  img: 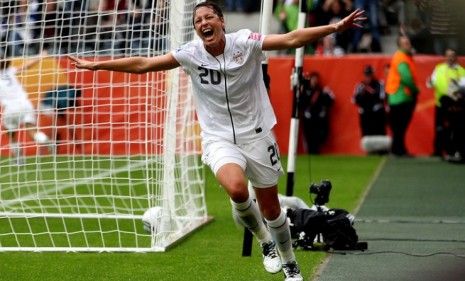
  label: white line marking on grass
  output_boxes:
[0,159,155,209]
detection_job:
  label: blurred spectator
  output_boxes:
[313,0,353,52]
[39,0,80,53]
[438,78,465,163]
[379,0,405,31]
[415,0,459,55]
[122,0,153,52]
[427,48,465,158]
[299,72,334,154]
[352,0,382,52]
[225,0,245,12]
[275,0,299,33]
[385,35,419,156]
[0,0,41,56]
[275,0,314,54]
[315,34,345,56]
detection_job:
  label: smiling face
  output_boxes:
[193,5,226,55]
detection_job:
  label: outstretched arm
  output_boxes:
[68,53,180,74]
[262,9,365,51]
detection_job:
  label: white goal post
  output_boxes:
[0,0,209,252]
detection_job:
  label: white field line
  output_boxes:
[0,159,155,209]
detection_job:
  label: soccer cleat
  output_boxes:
[282,261,303,281]
[261,241,282,274]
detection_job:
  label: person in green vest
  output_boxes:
[428,48,465,157]
[385,35,419,156]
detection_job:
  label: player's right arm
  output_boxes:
[68,53,180,73]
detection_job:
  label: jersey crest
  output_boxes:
[232,50,244,64]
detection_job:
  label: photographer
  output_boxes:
[439,78,465,163]
[428,48,465,160]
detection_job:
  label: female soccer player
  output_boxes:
[0,51,53,164]
[69,3,364,280]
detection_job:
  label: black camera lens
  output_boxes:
[309,180,332,206]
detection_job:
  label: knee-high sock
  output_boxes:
[266,210,295,263]
[231,197,272,243]
[10,141,22,158]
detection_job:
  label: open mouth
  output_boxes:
[202,28,214,38]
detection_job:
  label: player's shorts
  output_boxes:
[2,100,36,131]
[202,131,284,188]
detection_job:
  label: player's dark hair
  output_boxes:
[192,1,224,26]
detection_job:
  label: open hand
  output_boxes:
[335,9,366,32]
[68,55,96,70]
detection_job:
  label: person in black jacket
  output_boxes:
[353,65,387,136]
[352,65,390,154]
[300,71,335,154]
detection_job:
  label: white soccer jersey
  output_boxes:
[172,29,277,144]
[0,67,30,108]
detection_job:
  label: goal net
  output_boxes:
[0,0,209,252]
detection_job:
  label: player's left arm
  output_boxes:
[262,9,365,51]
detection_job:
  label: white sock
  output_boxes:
[266,210,295,263]
[10,141,22,158]
[230,197,272,244]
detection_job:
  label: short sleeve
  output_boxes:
[236,29,264,57]
[171,42,195,75]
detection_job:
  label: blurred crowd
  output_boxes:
[273,0,464,55]
[1,0,464,57]
[0,0,170,56]
[218,0,465,56]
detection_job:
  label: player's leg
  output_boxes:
[216,163,272,242]
[243,131,302,281]
[21,99,55,154]
[255,187,303,281]
[3,107,25,164]
[215,163,281,274]
[24,122,55,154]
[202,140,280,273]
[22,108,55,155]
[7,130,24,165]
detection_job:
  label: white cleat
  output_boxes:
[283,261,303,281]
[261,241,282,274]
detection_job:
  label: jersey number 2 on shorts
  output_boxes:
[268,143,280,166]
[198,66,221,85]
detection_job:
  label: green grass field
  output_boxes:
[0,155,382,281]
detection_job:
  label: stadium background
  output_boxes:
[1,55,464,156]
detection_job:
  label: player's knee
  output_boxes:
[227,181,249,203]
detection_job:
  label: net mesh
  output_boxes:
[0,0,207,252]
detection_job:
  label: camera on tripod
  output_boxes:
[309,180,332,206]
